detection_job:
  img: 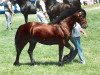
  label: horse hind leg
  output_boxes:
[28,41,37,65]
[14,37,29,66]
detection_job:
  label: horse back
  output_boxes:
[25,22,64,38]
[16,22,67,45]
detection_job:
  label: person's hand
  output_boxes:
[44,12,48,18]
[84,33,87,37]
[12,12,15,16]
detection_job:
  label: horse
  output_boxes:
[11,0,37,23]
[51,8,86,24]
[45,0,71,22]
[44,0,84,22]
[50,7,87,62]
[13,8,88,66]
[63,0,81,8]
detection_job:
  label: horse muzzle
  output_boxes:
[82,24,88,29]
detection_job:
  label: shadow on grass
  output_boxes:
[73,59,80,63]
[19,61,58,66]
[36,61,58,65]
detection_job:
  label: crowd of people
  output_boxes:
[0,0,87,65]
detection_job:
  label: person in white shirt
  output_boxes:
[70,22,87,64]
[35,0,48,23]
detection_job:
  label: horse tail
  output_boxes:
[15,25,23,50]
[15,24,29,51]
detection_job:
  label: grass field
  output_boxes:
[0,4,100,75]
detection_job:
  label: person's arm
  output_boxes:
[40,0,46,13]
[80,28,87,37]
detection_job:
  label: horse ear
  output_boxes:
[79,12,82,15]
[77,11,82,16]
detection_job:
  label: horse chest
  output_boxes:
[57,26,70,38]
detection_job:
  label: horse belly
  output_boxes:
[38,38,60,45]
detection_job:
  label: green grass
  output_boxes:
[0,5,100,75]
[82,3,100,8]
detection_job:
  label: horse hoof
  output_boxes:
[63,56,73,64]
[58,62,63,66]
[63,55,68,61]
[30,62,35,66]
[63,55,69,63]
[13,62,20,66]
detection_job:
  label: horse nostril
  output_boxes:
[85,25,88,29]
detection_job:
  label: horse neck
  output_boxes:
[61,15,78,32]
[45,0,57,9]
[17,0,27,7]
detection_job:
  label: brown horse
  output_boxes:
[13,9,88,66]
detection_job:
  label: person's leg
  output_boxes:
[70,37,77,48]
[70,37,78,59]
[76,37,85,64]
[5,12,12,30]
[41,17,48,23]
[36,11,48,23]
[36,11,43,22]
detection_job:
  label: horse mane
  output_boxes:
[51,7,80,24]
[63,0,69,4]
[45,0,57,9]
[80,8,86,18]
[63,0,81,8]
[10,0,29,6]
[45,0,57,4]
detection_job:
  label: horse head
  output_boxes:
[73,10,88,29]
[60,8,88,30]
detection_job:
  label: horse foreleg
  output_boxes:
[58,44,64,66]
[23,14,28,23]
[63,41,77,63]
[28,41,37,65]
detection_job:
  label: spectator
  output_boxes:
[35,0,48,23]
[4,0,14,30]
[0,0,3,5]
[70,22,87,64]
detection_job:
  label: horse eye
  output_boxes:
[80,16,83,19]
